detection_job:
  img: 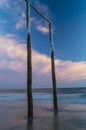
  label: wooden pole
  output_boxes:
[49,23,58,110]
[27,33,33,118]
[25,0,33,118]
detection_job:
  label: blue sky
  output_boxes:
[0,0,86,89]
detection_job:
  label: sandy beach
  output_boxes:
[1,100,86,130]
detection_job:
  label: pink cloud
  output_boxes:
[0,34,86,83]
[0,34,26,72]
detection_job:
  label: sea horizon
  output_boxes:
[0,87,86,95]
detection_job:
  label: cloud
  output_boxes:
[0,34,86,83]
[34,0,51,19]
[32,51,86,82]
[30,17,36,22]
[32,50,51,74]
[0,1,26,30]
[0,20,7,23]
[15,12,26,30]
[14,1,50,33]
[0,34,26,72]
[33,0,52,34]
[29,0,52,34]
[0,0,9,8]
[30,17,49,34]
[55,60,86,82]
[36,25,49,34]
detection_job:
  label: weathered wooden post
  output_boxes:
[24,0,33,118]
[49,23,58,110]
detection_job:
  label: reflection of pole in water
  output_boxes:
[24,0,33,118]
[27,119,33,130]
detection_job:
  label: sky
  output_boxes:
[0,0,86,89]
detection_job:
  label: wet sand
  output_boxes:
[1,101,86,130]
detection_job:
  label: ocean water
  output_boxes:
[0,87,86,104]
[1,88,86,130]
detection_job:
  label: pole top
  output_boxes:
[24,0,27,2]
